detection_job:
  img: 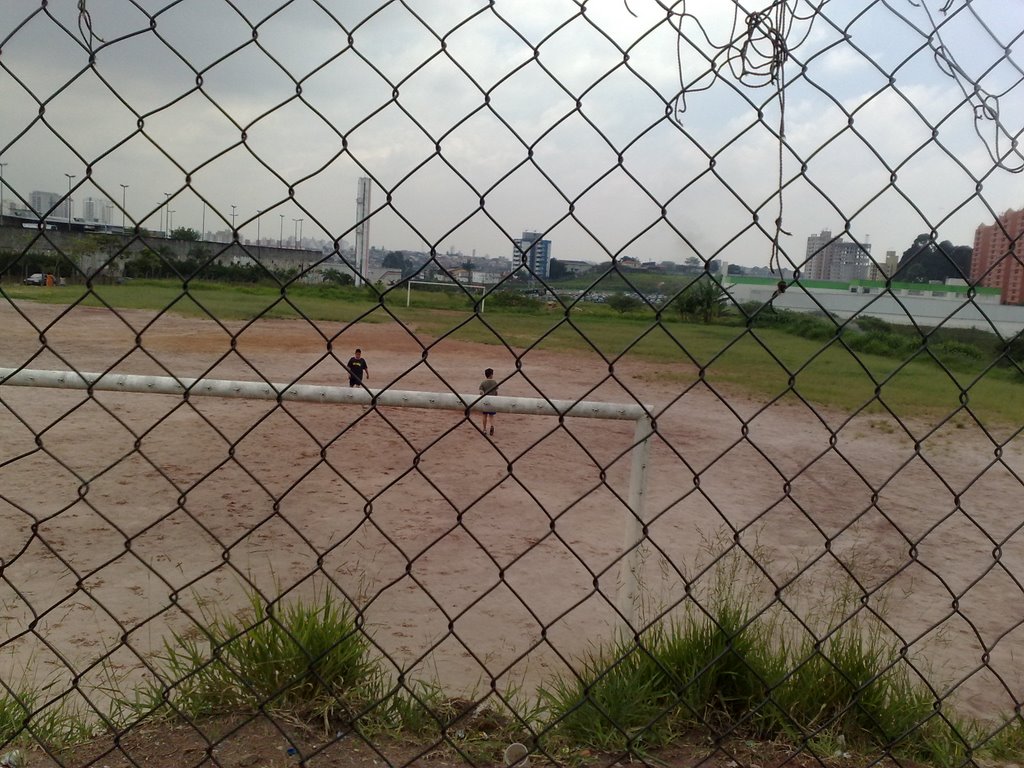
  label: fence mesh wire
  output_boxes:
[2,1,1024,767]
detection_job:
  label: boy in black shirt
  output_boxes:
[347,349,369,388]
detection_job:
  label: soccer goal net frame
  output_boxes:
[405,280,490,311]
[0,365,654,626]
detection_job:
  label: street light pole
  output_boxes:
[163,192,170,237]
[231,204,237,233]
[119,184,128,230]
[0,163,8,225]
[64,173,75,231]
[298,218,304,246]
[279,213,284,247]
[168,209,174,234]
[292,218,299,248]
[256,210,261,249]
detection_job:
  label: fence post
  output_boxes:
[617,413,653,630]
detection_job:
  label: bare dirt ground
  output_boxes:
[2,300,1023,767]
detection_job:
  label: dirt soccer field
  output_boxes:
[1,300,1023,723]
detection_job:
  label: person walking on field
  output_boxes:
[347,348,369,388]
[479,368,498,436]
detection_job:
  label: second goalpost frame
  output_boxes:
[406,280,487,312]
[0,366,655,628]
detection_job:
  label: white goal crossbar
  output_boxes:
[406,280,488,311]
[0,366,654,628]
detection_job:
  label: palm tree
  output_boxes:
[675,276,728,323]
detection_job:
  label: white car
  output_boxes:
[22,273,46,286]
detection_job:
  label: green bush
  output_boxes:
[486,290,543,311]
[854,316,893,334]
[932,339,983,366]
[786,314,838,341]
[734,302,789,327]
[997,335,1024,369]
[607,293,644,314]
[846,330,918,358]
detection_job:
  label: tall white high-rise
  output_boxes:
[804,229,871,281]
[82,196,106,222]
[354,177,371,287]
[30,190,61,219]
[514,231,552,278]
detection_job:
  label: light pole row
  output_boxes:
[120,183,128,230]
[0,162,7,225]
[0,174,293,248]
[64,173,75,231]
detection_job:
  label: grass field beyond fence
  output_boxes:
[8,280,1024,428]
[4,279,1022,425]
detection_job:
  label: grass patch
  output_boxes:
[0,684,93,753]
[3,579,1009,767]
[126,590,380,724]
[536,601,976,767]
[6,280,1022,424]
[105,588,534,765]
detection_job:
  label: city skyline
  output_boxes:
[4,173,998,273]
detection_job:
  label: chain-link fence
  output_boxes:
[2,1,1024,767]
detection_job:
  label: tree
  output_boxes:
[170,226,200,241]
[894,234,971,283]
[608,293,642,314]
[382,251,408,270]
[675,276,728,323]
[322,269,354,286]
[123,249,164,278]
[549,258,569,280]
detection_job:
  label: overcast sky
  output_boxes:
[1,0,1021,269]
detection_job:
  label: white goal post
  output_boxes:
[0,366,654,628]
[406,280,488,311]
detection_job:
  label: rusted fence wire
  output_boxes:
[2,2,1023,767]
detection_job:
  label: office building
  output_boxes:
[972,206,1024,304]
[514,231,552,278]
[804,229,871,281]
[82,196,111,223]
[867,250,899,282]
[30,190,62,219]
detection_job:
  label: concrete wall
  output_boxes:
[731,281,1024,336]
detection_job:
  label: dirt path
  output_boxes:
[1,301,1022,726]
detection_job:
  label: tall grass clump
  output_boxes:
[770,628,975,764]
[977,715,1024,760]
[0,689,33,747]
[0,685,93,752]
[135,590,379,724]
[539,584,784,753]
[538,584,976,767]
